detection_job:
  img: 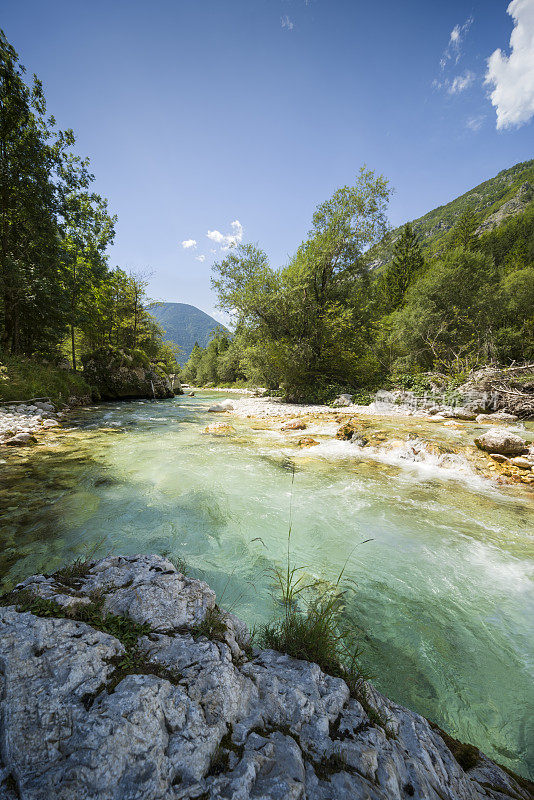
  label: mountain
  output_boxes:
[148,303,229,365]
[372,158,534,269]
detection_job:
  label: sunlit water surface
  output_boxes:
[1,393,533,778]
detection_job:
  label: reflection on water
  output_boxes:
[0,393,533,778]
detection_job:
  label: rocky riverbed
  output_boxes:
[0,400,65,446]
[208,395,534,489]
[0,554,532,800]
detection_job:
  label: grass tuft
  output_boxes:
[191,606,228,642]
[54,556,96,589]
[259,469,376,714]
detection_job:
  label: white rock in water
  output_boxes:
[0,553,529,800]
[509,456,533,469]
[332,393,353,407]
[208,400,234,412]
[475,412,518,424]
[474,427,527,455]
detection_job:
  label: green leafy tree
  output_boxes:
[382,223,424,309]
[0,30,65,354]
[452,210,479,250]
[212,169,391,399]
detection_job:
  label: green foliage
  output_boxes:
[260,481,369,699]
[211,169,391,400]
[451,210,479,250]
[190,606,228,642]
[381,223,424,310]
[0,30,174,384]
[0,588,152,650]
[182,330,244,386]
[0,354,91,402]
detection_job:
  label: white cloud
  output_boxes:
[467,114,485,131]
[440,16,473,69]
[207,220,243,250]
[181,239,197,249]
[485,0,534,129]
[448,71,475,94]
[195,254,206,262]
[281,15,295,31]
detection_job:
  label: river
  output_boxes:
[1,392,533,778]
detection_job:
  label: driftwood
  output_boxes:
[493,382,534,418]
[501,362,534,373]
[0,396,53,406]
[494,385,533,397]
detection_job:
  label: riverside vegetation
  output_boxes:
[183,162,534,406]
[0,30,179,404]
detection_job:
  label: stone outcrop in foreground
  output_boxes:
[0,555,531,800]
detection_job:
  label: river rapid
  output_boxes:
[1,391,533,778]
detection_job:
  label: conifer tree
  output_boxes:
[383,222,424,309]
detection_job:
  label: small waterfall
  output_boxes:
[150,380,156,400]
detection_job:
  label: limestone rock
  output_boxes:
[79,554,216,632]
[81,348,176,400]
[475,412,518,424]
[4,432,36,446]
[489,453,510,463]
[474,427,527,456]
[332,394,353,407]
[208,400,234,413]
[0,555,531,800]
[281,418,307,431]
[443,407,477,421]
[509,456,534,469]
[203,423,236,435]
[336,419,362,440]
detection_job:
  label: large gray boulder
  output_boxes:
[81,348,177,400]
[474,427,528,455]
[0,555,530,800]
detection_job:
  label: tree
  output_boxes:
[61,189,115,368]
[382,223,424,309]
[452,210,479,250]
[212,168,391,399]
[0,30,65,354]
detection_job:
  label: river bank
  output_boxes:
[0,392,532,778]
[1,553,532,800]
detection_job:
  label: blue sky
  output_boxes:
[3,0,533,321]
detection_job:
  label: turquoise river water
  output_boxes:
[0,392,533,778]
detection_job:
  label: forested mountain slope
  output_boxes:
[148,303,229,364]
[373,159,534,268]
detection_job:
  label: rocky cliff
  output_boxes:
[81,349,178,400]
[0,555,531,800]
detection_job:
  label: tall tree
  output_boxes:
[212,168,391,399]
[382,222,424,309]
[0,30,63,353]
[452,210,479,250]
[61,188,115,368]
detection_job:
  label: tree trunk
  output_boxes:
[71,324,76,371]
